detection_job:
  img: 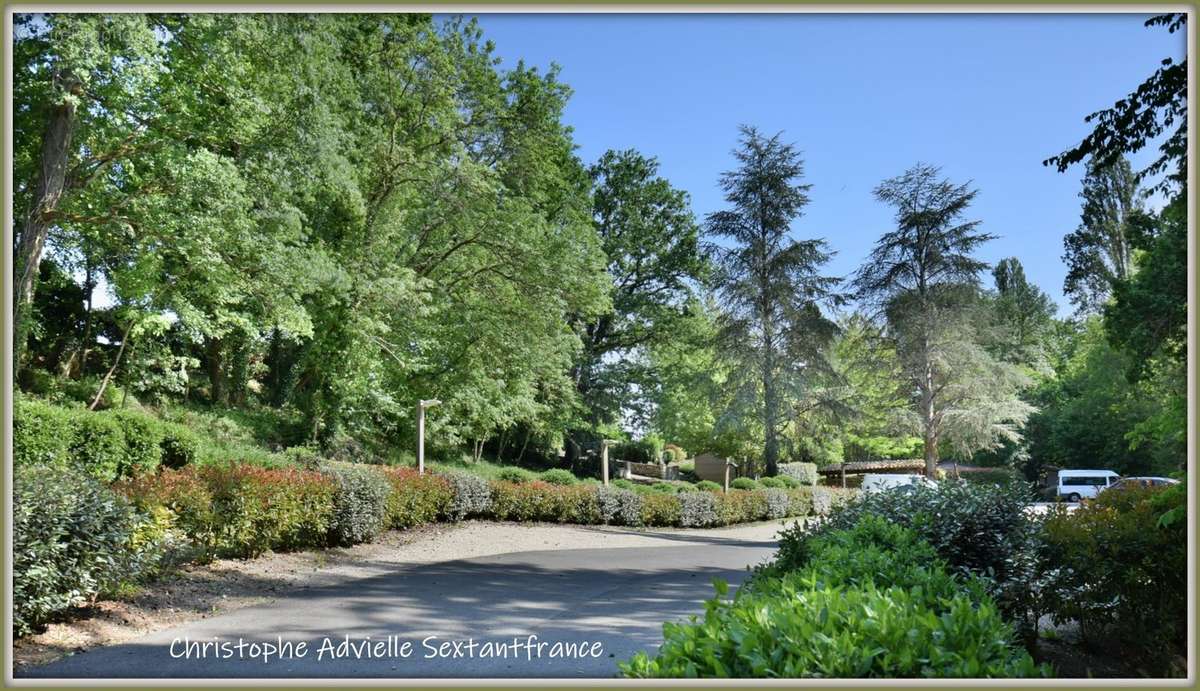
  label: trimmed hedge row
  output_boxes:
[108,464,850,561]
[15,397,203,482]
[19,454,859,639]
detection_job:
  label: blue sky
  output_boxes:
[464,13,1185,314]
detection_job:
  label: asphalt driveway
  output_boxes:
[17,528,779,679]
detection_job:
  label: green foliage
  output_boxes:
[706,126,841,476]
[577,148,705,431]
[320,464,391,546]
[729,477,757,490]
[720,490,769,524]
[775,475,799,489]
[489,481,602,524]
[495,466,537,483]
[785,487,815,519]
[159,422,204,469]
[1025,317,1183,477]
[68,411,126,482]
[1040,484,1186,674]
[14,465,159,637]
[640,492,682,527]
[797,481,1034,580]
[624,518,1046,678]
[538,468,578,485]
[109,410,165,477]
[694,480,722,492]
[757,476,783,488]
[13,396,76,468]
[381,468,453,529]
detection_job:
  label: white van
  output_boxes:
[1056,470,1120,502]
[862,474,936,494]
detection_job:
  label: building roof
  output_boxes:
[817,459,926,475]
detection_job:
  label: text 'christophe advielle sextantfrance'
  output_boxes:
[169,635,607,664]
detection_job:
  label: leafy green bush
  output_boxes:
[440,470,493,520]
[14,465,159,637]
[382,468,453,528]
[1040,484,1186,674]
[624,518,1047,679]
[779,462,819,486]
[611,478,637,491]
[206,466,335,556]
[159,422,204,469]
[109,410,165,477]
[496,466,536,483]
[758,476,784,488]
[13,396,76,468]
[776,475,800,489]
[597,486,643,526]
[623,577,1044,678]
[538,468,578,485]
[490,481,603,524]
[550,484,603,524]
[730,477,758,490]
[281,445,323,469]
[321,463,391,546]
[694,480,722,492]
[678,490,721,528]
[640,492,682,527]
[804,481,1032,580]
[720,489,768,524]
[612,438,660,464]
[490,481,558,522]
[786,488,814,517]
[648,482,679,494]
[114,468,217,559]
[69,411,127,482]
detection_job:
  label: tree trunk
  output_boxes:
[517,428,532,463]
[14,75,81,368]
[64,258,96,378]
[206,337,225,405]
[921,363,938,478]
[90,319,133,411]
[762,329,779,476]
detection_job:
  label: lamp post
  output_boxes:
[417,399,441,475]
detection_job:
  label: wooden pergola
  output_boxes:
[818,459,926,488]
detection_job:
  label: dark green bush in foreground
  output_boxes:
[623,516,1047,678]
[1040,483,1186,675]
[14,465,161,637]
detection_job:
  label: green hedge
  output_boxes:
[1041,483,1186,675]
[14,465,164,637]
[623,516,1048,678]
[16,454,860,640]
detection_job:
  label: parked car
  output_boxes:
[1056,469,1120,502]
[862,473,936,494]
[1100,476,1180,494]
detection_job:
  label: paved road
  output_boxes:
[19,528,778,679]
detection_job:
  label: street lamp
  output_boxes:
[417,399,441,475]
